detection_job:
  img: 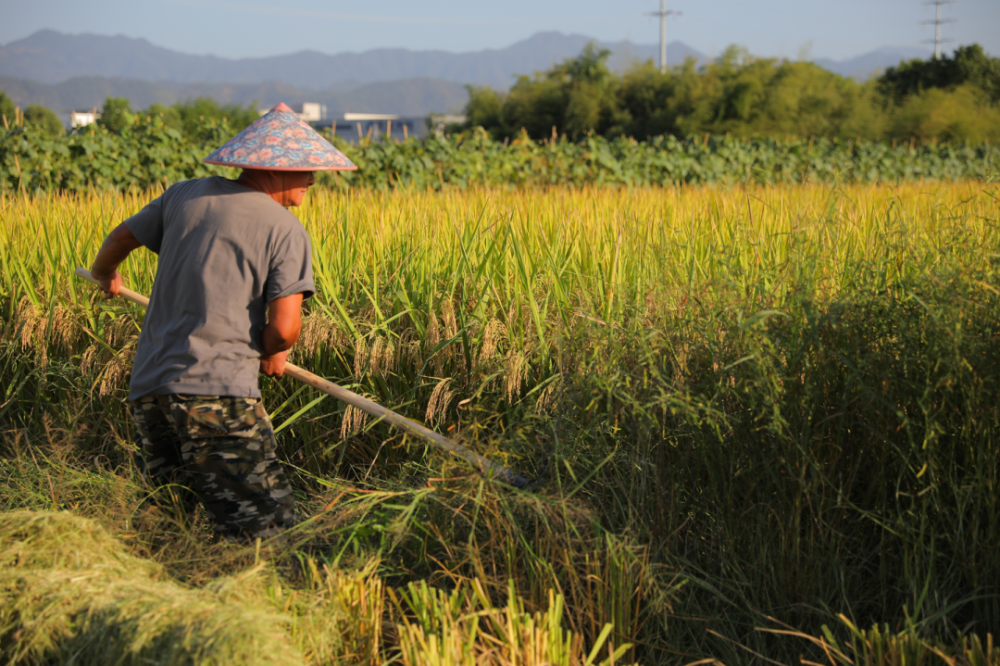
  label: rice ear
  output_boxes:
[425,377,455,427]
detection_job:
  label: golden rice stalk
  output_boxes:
[397,330,423,368]
[434,299,466,375]
[440,299,458,341]
[80,341,136,397]
[367,335,396,379]
[477,318,505,368]
[15,297,43,350]
[297,312,348,358]
[12,297,35,339]
[102,313,140,348]
[424,310,441,352]
[424,311,446,377]
[353,335,368,379]
[79,343,103,377]
[49,304,80,356]
[425,377,455,427]
[341,402,370,440]
[296,314,326,357]
[534,376,561,413]
[504,352,529,403]
[98,347,135,398]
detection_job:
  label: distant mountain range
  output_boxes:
[0,30,931,116]
[814,46,929,79]
[0,30,706,91]
[0,75,471,118]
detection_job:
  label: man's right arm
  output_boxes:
[260,293,304,378]
[91,223,144,298]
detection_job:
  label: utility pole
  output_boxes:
[923,0,955,59]
[647,1,681,73]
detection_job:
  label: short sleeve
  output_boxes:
[124,194,166,253]
[265,226,316,304]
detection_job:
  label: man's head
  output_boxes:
[237,169,315,207]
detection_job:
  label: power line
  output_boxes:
[646,1,681,73]
[922,0,956,59]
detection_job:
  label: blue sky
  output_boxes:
[4,0,998,60]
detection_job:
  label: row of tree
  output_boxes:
[0,93,259,141]
[3,44,999,144]
[461,44,1000,144]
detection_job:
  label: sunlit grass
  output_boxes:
[1,181,999,665]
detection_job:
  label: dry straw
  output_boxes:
[0,510,302,665]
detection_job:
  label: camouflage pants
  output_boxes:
[130,394,296,539]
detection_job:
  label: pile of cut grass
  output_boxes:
[0,510,304,665]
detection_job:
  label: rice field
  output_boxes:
[1,181,999,665]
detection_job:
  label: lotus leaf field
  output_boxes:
[1,180,999,665]
[1,119,999,192]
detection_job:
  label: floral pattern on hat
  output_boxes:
[203,103,356,171]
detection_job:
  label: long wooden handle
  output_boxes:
[74,267,530,487]
[76,266,152,307]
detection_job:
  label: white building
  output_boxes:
[70,110,99,128]
[297,103,325,122]
[258,103,327,122]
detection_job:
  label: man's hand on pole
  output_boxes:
[260,350,289,378]
[92,270,125,299]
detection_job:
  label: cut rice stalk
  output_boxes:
[0,510,303,666]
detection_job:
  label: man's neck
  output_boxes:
[237,171,286,206]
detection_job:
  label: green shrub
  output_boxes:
[888,84,1000,144]
[878,43,1000,104]
[0,90,15,126]
[23,104,64,138]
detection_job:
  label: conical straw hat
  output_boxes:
[203,103,357,171]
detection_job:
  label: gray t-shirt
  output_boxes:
[125,176,315,400]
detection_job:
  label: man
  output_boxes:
[90,103,356,540]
